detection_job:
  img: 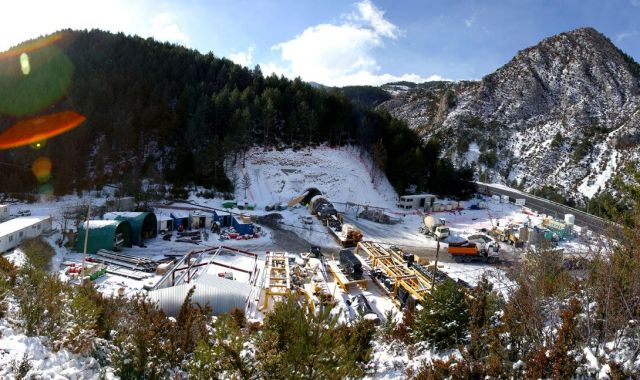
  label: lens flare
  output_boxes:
[30,140,47,150]
[0,41,73,117]
[0,111,86,149]
[0,33,64,60]
[38,183,54,195]
[20,53,30,75]
[32,157,52,182]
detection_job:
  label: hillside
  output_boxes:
[0,29,433,197]
[379,27,640,205]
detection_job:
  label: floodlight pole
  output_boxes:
[431,240,440,290]
[80,202,91,282]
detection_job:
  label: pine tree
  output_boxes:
[255,296,368,379]
[186,313,253,380]
[241,172,251,199]
[63,284,103,355]
[413,279,469,349]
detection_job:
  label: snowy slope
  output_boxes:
[233,146,399,208]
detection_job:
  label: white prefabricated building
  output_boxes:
[397,194,436,210]
[0,216,53,252]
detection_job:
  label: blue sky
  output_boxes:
[2,0,639,86]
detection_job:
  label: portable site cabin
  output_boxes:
[190,210,212,229]
[212,210,233,228]
[76,220,133,254]
[104,212,158,245]
[156,214,174,233]
[0,205,9,222]
[170,211,190,231]
[0,216,52,252]
[397,194,436,211]
[232,214,254,235]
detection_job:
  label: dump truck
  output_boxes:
[448,237,499,263]
[419,216,450,240]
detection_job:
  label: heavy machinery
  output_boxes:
[448,237,500,263]
[358,207,401,224]
[419,216,450,240]
[489,225,528,247]
[339,249,363,280]
[356,242,431,309]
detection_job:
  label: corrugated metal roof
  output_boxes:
[147,277,251,316]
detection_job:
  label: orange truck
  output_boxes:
[448,238,500,263]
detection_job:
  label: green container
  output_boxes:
[90,267,107,281]
[222,201,237,209]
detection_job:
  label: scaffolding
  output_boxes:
[260,252,291,311]
[356,241,431,305]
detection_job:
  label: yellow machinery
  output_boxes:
[327,260,368,291]
[260,252,291,312]
[356,241,431,305]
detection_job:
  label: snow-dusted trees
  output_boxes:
[254,296,373,379]
[413,278,469,349]
[241,172,252,199]
[186,310,254,379]
[0,256,16,319]
[109,294,178,379]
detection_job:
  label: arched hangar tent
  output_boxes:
[76,220,133,254]
[147,273,251,317]
[104,212,157,245]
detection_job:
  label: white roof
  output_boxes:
[81,220,121,229]
[170,210,189,218]
[0,216,51,236]
[104,211,144,219]
[400,194,435,199]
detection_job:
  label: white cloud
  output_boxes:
[149,12,190,45]
[354,0,400,38]
[464,15,476,28]
[616,31,637,42]
[229,46,255,67]
[266,0,440,86]
[0,0,190,52]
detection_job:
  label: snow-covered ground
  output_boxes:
[0,303,110,379]
[0,146,617,378]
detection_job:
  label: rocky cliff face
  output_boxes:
[380,28,640,203]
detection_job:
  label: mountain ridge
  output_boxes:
[378,27,640,205]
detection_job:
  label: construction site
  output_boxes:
[0,147,609,327]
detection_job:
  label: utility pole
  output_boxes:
[431,240,440,290]
[80,202,91,283]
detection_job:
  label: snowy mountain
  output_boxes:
[379,28,640,203]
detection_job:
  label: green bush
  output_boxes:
[254,296,370,379]
[551,132,564,149]
[14,267,68,345]
[20,238,55,271]
[413,279,469,349]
